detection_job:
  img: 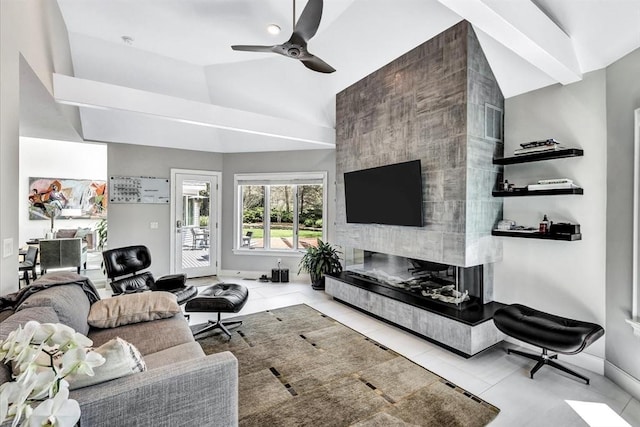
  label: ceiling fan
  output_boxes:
[231,0,336,74]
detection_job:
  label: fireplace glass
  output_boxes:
[343,250,485,310]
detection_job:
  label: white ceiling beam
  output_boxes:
[52,73,335,147]
[437,0,582,85]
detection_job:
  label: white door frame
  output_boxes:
[170,168,222,276]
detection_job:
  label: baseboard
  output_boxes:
[605,361,640,401]
[503,337,605,375]
[218,269,310,282]
[218,270,262,280]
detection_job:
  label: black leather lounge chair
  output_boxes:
[102,245,197,304]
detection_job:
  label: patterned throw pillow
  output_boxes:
[69,337,146,389]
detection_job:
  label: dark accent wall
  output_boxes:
[335,21,503,267]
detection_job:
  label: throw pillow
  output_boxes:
[88,292,180,328]
[69,337,146,389]
[55,229,77,239]
[12,337,146,390]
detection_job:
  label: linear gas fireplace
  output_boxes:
[325,250,505,357]
[345,251,486,311]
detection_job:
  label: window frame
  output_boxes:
[233,171,328,256]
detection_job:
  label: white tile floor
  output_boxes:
[183,277,640,427]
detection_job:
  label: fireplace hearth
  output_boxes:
[326,249,505,356]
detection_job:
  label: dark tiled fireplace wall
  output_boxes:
[334,21,504,268]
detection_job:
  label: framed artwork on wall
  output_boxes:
[28,177,107,220]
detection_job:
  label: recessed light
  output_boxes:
[267,24,281,35]
[121,35,134,45]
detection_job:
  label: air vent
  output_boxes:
[485,104,503,142]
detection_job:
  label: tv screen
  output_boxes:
[344,160,424,227]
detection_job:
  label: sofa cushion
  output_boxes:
[143,341,205,370]
[17,284,91,335]
[0,309,14,323]
[89,315,194,356]
[87,292,180,329]
[70,337,146,390]
[0,306,60,385]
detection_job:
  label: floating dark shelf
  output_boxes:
[493,148,584,165]
[492,188,584,197]
[491,230,582,241]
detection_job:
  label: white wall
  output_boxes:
[494,70,608,366]
[0,0,78,294]
[19,137,107,245]
[107,143,223,278]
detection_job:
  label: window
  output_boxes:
[234,172,327,253]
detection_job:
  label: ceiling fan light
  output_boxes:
[267,24,281,35]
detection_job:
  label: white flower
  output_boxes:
[28,370,58,401]
[0,322,99,426]
[28,387,80,427]
[60,348,105,378]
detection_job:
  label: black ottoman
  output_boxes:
[185,283,249,338]
[493,304,604,384]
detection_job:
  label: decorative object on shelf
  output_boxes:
[550,222,581,236]
[298,239,342,290]
[513,138,564,155]
[497,219,516,230]
[539,214,550,234]
[528,178,580,191]
[0,321,106,427]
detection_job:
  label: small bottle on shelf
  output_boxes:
[539,214,550,234]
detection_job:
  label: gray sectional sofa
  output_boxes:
[0,276,238,426]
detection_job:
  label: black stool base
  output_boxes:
[507,348,591,385]
[193,312,242,339]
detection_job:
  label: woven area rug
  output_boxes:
[195,304,499,426]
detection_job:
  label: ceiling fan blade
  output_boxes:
[294,0,323,42]
[300,54,335,74]
[231,45,277,53]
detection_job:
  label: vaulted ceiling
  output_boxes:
[46,0,640,153]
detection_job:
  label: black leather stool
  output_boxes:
[185,283,249,338]
[493,304,604,384]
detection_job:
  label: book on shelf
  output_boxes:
[527,182,580,191]
[537,178,573,185]
[519,138,560,149]
[514,144,564,155]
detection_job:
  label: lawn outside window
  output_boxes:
[234,172,327,254]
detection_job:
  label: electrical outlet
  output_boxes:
[277,258,282,264]
[150,222,159,229]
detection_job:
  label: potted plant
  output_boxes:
[298,239,343,290]
[96,218,108,250]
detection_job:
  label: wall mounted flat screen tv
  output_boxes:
[344,160,424,227]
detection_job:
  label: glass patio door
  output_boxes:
[172,171,218,278]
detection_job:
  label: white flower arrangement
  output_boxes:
[0,321,105,427]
